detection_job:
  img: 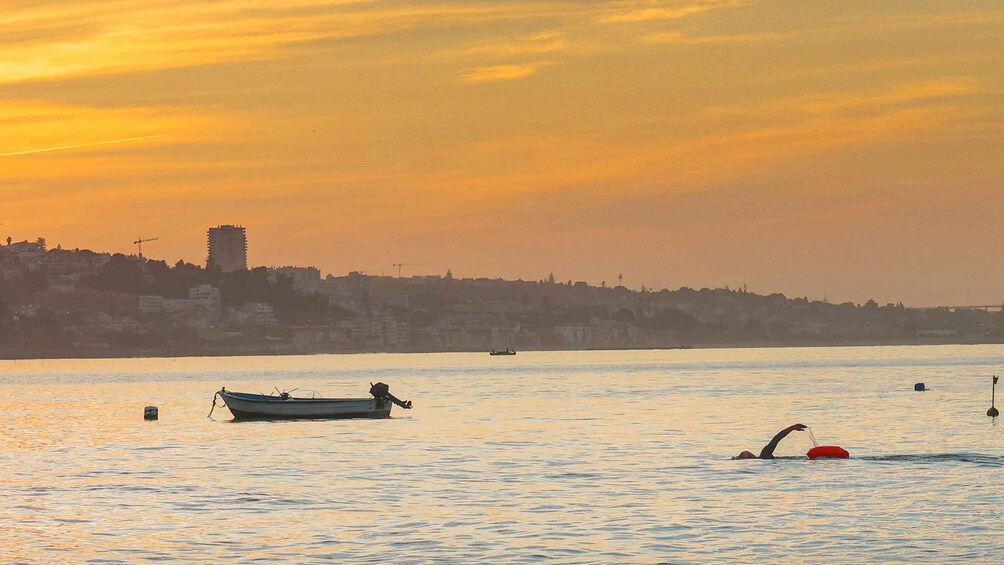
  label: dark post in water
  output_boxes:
[988,376,999,418]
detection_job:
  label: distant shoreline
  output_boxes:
[2,339,1001,361]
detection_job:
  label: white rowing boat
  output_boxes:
[212,382,412,421]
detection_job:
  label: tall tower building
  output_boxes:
[207,225,248,272]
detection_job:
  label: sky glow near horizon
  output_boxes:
[0,0,1002,306]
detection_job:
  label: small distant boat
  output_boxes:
[489,348,516,356]
[211,382,412,421]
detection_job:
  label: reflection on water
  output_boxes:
[859,453,1004,466]
[2,345,1003,562]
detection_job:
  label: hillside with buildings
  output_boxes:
[0,232,1001,358]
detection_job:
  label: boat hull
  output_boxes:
[219,391,392,421]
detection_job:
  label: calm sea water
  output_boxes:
[2,345,1002,563]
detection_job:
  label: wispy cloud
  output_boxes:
[829,8,1004,33]
[442,32,567,61]
[641,8,1004,47]
[702,79,986,121]
[460,62,555,83]
[597,0,746,23]
[642,31,789,44]
[0,1,567,85]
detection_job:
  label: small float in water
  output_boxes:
[806,427,849,459]
[211,382,412,421]
[807,445,850,459]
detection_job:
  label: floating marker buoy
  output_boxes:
[807,445,849,459]
[914,382,926,391]
[989,407,1000,417]
[144,406,159,421]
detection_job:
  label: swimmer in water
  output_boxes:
[734,423,807,459]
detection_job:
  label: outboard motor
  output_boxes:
[370,382,412,409]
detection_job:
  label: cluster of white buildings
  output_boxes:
[138,284,275,329]
[553,320,638,347]
[268,266,321,294]
[1,238,47,270]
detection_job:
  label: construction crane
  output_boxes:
[134,236,158,258]
[391,262,428,278]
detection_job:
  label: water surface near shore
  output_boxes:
[3,345,1002,562]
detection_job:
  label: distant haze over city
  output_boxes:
[1,2,1001,307]
[0,223,999,309]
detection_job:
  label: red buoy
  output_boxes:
[807,445,849,459]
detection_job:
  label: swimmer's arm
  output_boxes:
[759,423,807,459]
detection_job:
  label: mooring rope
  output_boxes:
[207,392,221,419]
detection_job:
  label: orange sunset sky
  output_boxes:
[1,1,1002,306]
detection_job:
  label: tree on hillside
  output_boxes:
[0,296,12,334]
[612,308,636,323]
[647,308,700,332]
[220,267,274,306]
[85,254,146,293]
[145,260,213,297]
[219,267,341,324]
